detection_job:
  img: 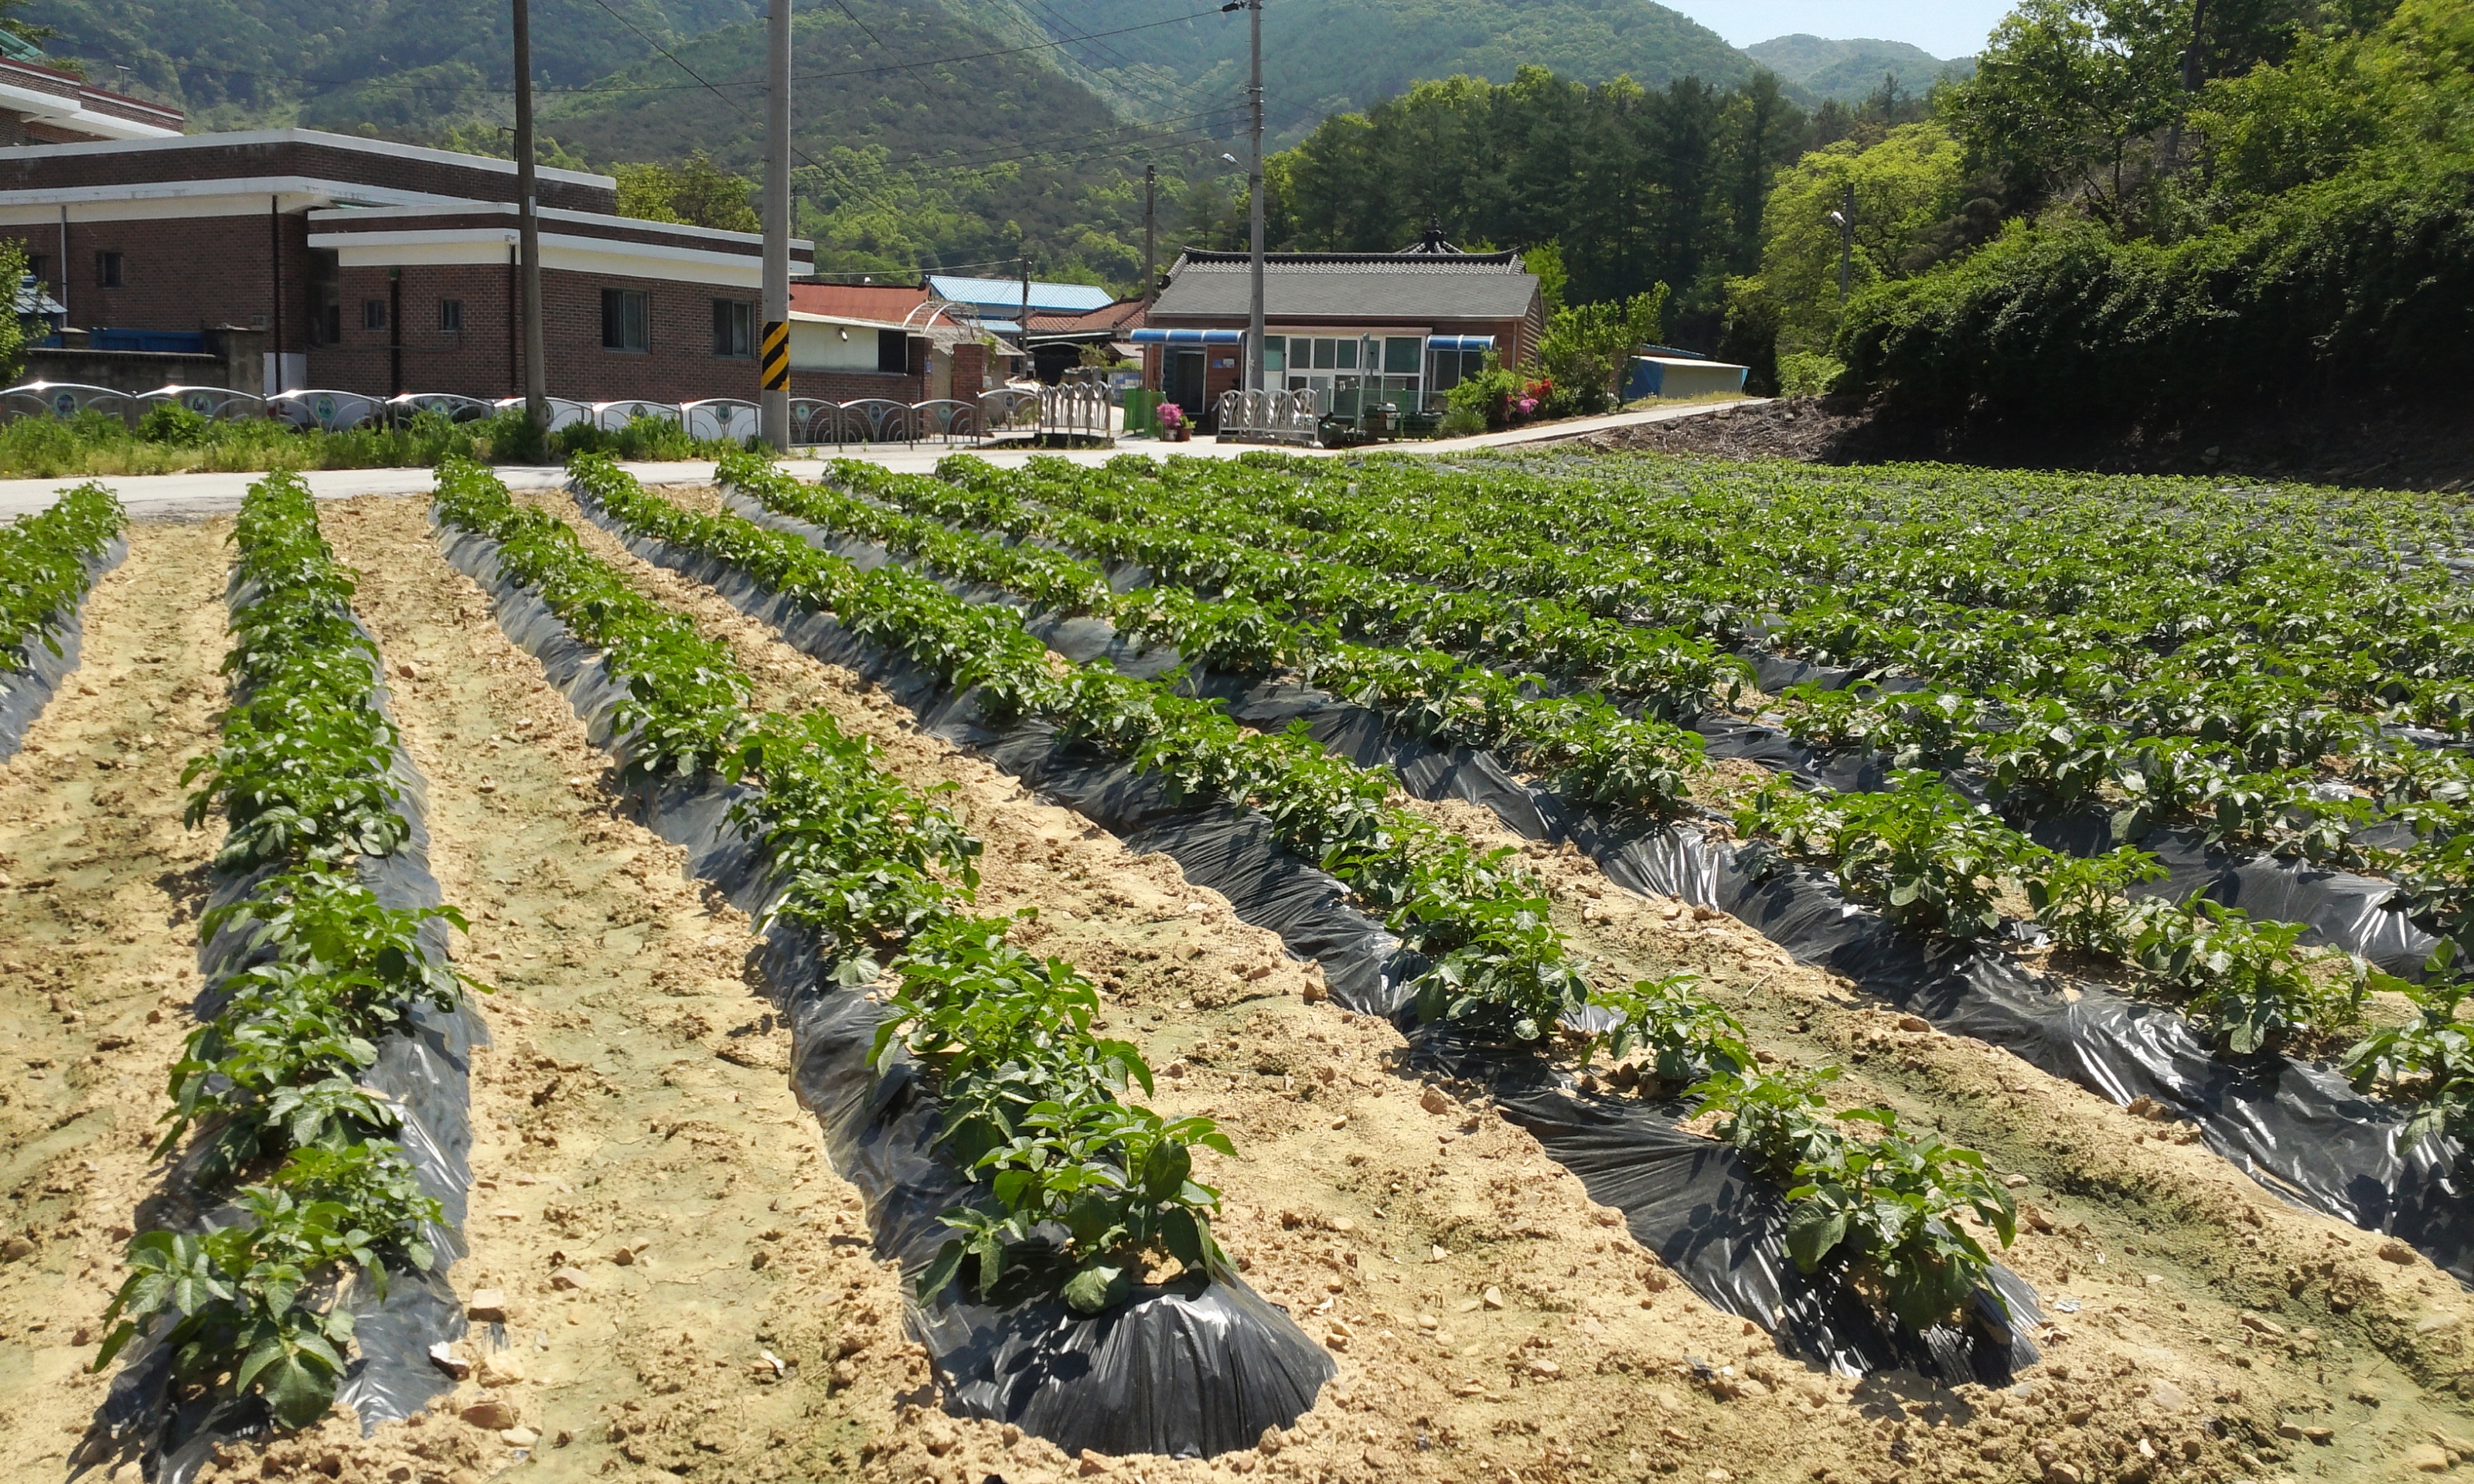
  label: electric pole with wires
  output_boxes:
[1219,0,1266,395]
[760,0,792,448]
[513,0,546,427]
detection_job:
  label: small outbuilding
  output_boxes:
[1621,344,1749,402]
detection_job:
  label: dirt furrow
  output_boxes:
[0,516,232,1479]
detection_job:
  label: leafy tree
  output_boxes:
[1522,240,1569,312]
[0,237,28,385]
[615,151,761,233]
[1536,285,1667,415]
[1736,123,1969,356]
[0,0,56,46]
[1273,66,1807,345]
[1944,0,2195,223]
[1837,0,2474,417]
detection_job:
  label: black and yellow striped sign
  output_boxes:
[760,319,789,391]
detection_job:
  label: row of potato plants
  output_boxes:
[96,472,482,1430]
[608,453,2019,1334]
[431,457,1231,1315]
[721,450,1703,815]
[818,460,2397,1060]
[0,479,124,666]
[1070,453,2469,862]
[1223,449,2474,737]
[930,454,2414,874]
[888,456,2474,1144]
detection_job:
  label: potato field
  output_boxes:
[3,447,2473,1484]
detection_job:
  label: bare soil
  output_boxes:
[1561,393,2474,492]
[6,498,2472,1484]
[0,517,231,1480]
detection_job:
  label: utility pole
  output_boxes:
[1143,163,1157,309]
[513,0,546,426]
[1245,0,1265,395]
[1019,251,1030,382]
[759,0,792,448]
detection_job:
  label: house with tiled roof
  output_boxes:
[1136,226,1543,425]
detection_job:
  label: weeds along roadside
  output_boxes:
[424,456,1243,1323]
[564,451,2029,1345]
[0,405,741,479]
[840,453,2474,1145]
[90,470,483,1443]
[741,454,2438,1111]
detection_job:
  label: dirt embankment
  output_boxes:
[1567,393,2474,492]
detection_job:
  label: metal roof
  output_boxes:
[1151,250,1538,322]
[925,274,1115,313]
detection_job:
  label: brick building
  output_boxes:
[1136,231,1543,426]
[0,49,182,147]
[782,281,991,405]
[0,128,816,403]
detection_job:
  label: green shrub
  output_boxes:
[1775,352,1846,397]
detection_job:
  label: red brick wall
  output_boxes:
[2,211,792,405]
[312,262,517,398]
[2,212,317,359]
[949,342,987,399]
[531,268,767,405]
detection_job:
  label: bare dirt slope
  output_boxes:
[1565,393,2474,492]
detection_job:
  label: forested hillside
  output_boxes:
[1743,35,1971,100]
[19,0,760,131]
[1834,0,2472,420]
[540,0,1208,284]
[963,0,1749,142]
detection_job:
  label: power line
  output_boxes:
[127,7,1230,98]
[824,0,885,52]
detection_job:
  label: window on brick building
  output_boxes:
[363,299,387,332]
[26,254,46,287]
[712,299,753,358]
[438,298,464,332]
[877,328,911,374]
[601,288,650,352]
[94,251,121,288]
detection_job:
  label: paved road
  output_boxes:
[0,397,1761,520]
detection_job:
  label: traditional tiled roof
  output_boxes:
[1151,248,1537,320]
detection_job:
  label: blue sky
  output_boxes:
[1663,1,2017,59]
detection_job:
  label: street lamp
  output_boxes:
[1219,0,1266,396]
[1828,184,1854,304]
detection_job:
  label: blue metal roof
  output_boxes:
[928,274,1115,314]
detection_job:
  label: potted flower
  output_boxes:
[1157,400,1191,442]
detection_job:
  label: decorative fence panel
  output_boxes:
[1215,389,1323,447]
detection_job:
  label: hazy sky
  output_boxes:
[1663,1,2017,59]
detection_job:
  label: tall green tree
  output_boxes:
[1272,65,1807,346]
[1943,0,2194,222]
[1740,123,1971,356]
